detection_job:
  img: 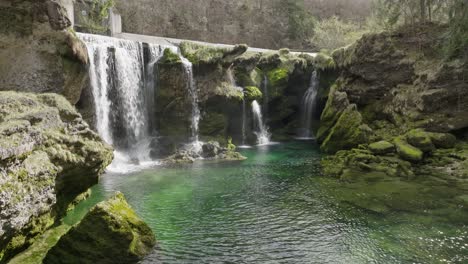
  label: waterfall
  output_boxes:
[78,33,169,172]
[242,98,247,145]
[252,100,271,145]
[145,44,165,135]
[180,56,202,153]
[299,70,319,139]
[262,75,269,120]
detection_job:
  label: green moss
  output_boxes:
[316,85,348,142]
[244,86,262,101]
[394,137,423,162]
[44,193,155,264]
[320,104,370,154]
[180,42,247,65]
[427,132,457,149]
[405,129,435,153]
[159,48,182,65]
[369,141,395,155]
[267,68,289,89]
[227,137,236,152]
[9,225,71,264]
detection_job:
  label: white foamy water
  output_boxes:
[79,33,177,173]
[252,100,271,145]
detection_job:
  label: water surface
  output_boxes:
[65,142,468,263]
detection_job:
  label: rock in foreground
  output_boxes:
[0,92,113,262]
[44,192,156,264]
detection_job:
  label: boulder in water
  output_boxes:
[44,192,155,264]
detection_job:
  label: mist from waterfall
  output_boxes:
[252,100,271,145]
[299,70,319,139]
[78,33,171,172]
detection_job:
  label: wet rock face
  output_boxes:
[0,0,88,105]
[0,92,113,262]
[44,192,155,264]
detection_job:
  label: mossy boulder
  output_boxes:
[321,148,414,180]
[406,129,435,153]
[0,92,113,263]
[427,132,457,149]
[316,86,350,142]
[44,193,155,264]
[369,141,395,155]
[394,137,423,162]
[320,104,371,154]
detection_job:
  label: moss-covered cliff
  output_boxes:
[319,24,468,196]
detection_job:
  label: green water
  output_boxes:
[65,142,468,263]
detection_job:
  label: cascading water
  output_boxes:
[180,56,202,153]
[242,98,247,145]
[262,75,269,120]
[145,44,165,135]
[299,70,319,139]
[252,100,271,145]
[79,33,165,172]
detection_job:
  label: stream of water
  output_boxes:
[65,142,468,264]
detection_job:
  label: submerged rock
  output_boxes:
[44,192,155,264]
[0,92,113,262]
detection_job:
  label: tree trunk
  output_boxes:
[420,0,427,22]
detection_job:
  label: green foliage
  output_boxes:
[267,68,289,88]
[79,0,115,34]
[180,42,227,65]
[310,16,370,51]
[159,48,182,65]
[244,86,262,101]
[444,0,468,58]
[281,0,316,41]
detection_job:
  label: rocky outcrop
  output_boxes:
[0,0,88,105]
[44,192,155,264]
[320,24,468,191]
[155,42,328,145]
[0,92,113,262]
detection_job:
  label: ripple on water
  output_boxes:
[66,142,468,264]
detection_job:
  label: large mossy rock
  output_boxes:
[316,86,350,142]
[320,104,371,154]
[318,86,371,154]
[44,192,155,264]
[405,129,435,153]
[394,137,423,163]
[0,92,113,262]
[0,0,88,105]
